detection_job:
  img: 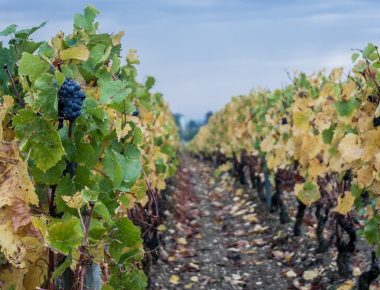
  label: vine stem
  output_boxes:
[46,186,57,290]
[3,64,24,107]
[73,202,95,290]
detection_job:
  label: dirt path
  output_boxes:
[148,154,376,290]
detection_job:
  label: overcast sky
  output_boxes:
[0,0,379,119]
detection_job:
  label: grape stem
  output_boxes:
[68,121,74,138]
[3,64,24,107]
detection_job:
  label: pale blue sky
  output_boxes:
[0,0,379,119]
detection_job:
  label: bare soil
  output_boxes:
[148,154,379,290]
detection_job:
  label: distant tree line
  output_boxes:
[174,111,212,142]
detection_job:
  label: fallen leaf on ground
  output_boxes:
[285,270,297,278]
[177,237,188,245]
[243,214,258,223]
[302,269,319,281]
[170,274,180,285]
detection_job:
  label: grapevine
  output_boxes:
[0,6,179,290]
[190,44,380,288]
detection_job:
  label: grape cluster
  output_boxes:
[374,116,380,128]
[367,95,379,104]
[58,79,86,125]
[63,160,78,178]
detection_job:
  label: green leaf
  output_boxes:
[75,142,96,167]
[31,158,66,185]
[109,267,147,290]
[155,159,166,174]
[47,216,83,255]
[38,42,55,58]
[13,109,65,172]
[351,53,359,63]
[51,255,72,281]
[14,21,47,39]
[74,6,99,31]
[132,127,143,145]
[363,43,376,58]
[109,217,142,262]
[335,98,360,117]
[82,189,99,203]
[122,269,147,290]
[0,24,17,36]
[364,218,380,244]
[99,79,132,104]
[89,43,106,65]
[93,202,113,226]
[34,73,58,118]
[74,165,93,189]
[103,148,124,188]
[56,175,77,212]
[372,61,380,69]
[18,52,50,82]
[145,76,155,90]
[89,219,106,241]
[55,71,65,86]
[123,144,142,185]
[322,124,336,144]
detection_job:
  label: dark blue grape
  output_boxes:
[63,160,78,178]
[132,110,139,117]
[58,79,86,123]
[374,116,380,127]
[78,92,86,100]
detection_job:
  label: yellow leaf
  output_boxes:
[293,109,312,132]
[0,95,14,142]
[260,135,275,153]
[357,166,374,188]
[330,67,343,82]
[112,31,125,46]
[0,142,38,207]
[374,152,380,172]
[116,119,132,141]
[61,45,89,61]
[337,280,354,290]
[0,214,27,267]
[338,133,363,163]
[23,262,47,290]
[0,265,27,289]
[51,32,64,51]
[169,274,180,285]
[31,216,47,239]
[143,111,155,124]
[333,191,355,215]
[308,158,326,180]
[61,192,83,209]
